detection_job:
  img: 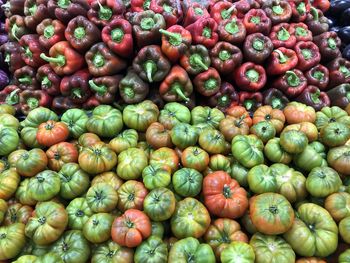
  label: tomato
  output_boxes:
[241,210,258,235]
[142,164,171,190]
[325,192,350,222]
[25,201,68,245]
[327,145,350,176]
[117,148,148,180]
[150,147,179,173]
[0,104,16,115]
[86,183,119,213]
[168,237,215,263]
[91,240,134,263]
[78,142,117,174]
[66,197,93,230]
[173,168,203,197]
[28,170,60,201]
[159,102,191,130]
[339,249,350,263]
[204,218,248,259]
[117,180,148,211]
[250,232,295,263]
[123,100,159,132]
[283,122,318,142]
[0,113,19,130]
[61,109,89,138]
[91,171,123,191]
[253,105,285,133]
[198,129,227,154]
[51,230,91,263]
[111,209,152,248]
[191,106,225,129]
[137,141,154,159]
[14,255,38,263]
[264,138,292,164]
[315,106,350,130]
[21,127,42,149]
[0,169,20,200]
[250,121,276,143]
[339,216,350,244]
[144,187,176,222]
[230,161,248,188]
[134,236,168,263]
[296,258,327,263]
[0,158,8,173]
[209,154,231,173]
[3,202,33,225]
[36,120,69,147]
[283,203,338,257]
[226,105,253,126]
[320,122,350,147]
[219,115,250,142]
[78,133,101,149]
[0,128,19,156]
[31,252,63,263]
[108,129,138,154]
[86,105,123,138]
[283,102,316,124]
[46,142,79,171]
[0,199,7,224]
[170,123,198,150]
[306,167,342,198]
[21,107,58,127]
[151,221,165,238]
[181,146,209,172]
[0,223,26,260]
[171,197,210,239]
[293,145,324,172]
[83,213,114,244]
[15,179,37,206]
[146,122,173,149]
[203,171,248,219]
[250,193,294,235]
[221,241,255,263]
[280,130,308,154]
[231,135,264,168]
[14,149,48,177]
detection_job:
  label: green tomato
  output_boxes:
[83,213,114,244]
[231,135,264,168]
[21,107,58,128]
[170,123,198,150]
[13,255,37,263]
[315,106,350,130]
[109,129,138,154]
[86,183,119,213]
[134,236,168,263]
[306,167,342,197]
[250,121,276,143]
[15,179,37,206]
[309,141,327,159]
[339,249,350,263]
[33,252,63,263]
[21,127,42,149]
[61,109,88,138]
[0,223,26,260]
[320,122,350,147]
[91,240,134,263]
[221,241,255,263]
[0,169,20,200]
[151,221,165,238]
[117,148,148,180]
[230,161,248,187]
[172,168,203,197]
[198,129,226,154]
[339,216,350,244]
[209,154,231,174]
[142,164,171,190]
[159,102,191,129]
[191,106,225,129]
[327,145,350,176]
[264,138,292,164]
[280,130,308,154]
[181,146,209,172]
[66,198,93,230]
[0,127,19,156]
[0,113,19,130]
[293,145,324,172]
[144,187,176,221]
[28,170,61,202]
[247,164,277,194]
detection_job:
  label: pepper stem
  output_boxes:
[190,54,208,71]
[5,89,20,105]
[340,65,350,78]
[346,92,350,101]
[97,1,113,21]
[202,27,212,38]
[74,27,86,39]
[27,97,39,109]
[224,19,238,34]
[57,0,70,8]
[312,70,324,80]
[272,4,284,15]
[140,17,155,30]
[143,0,150,9]
[205,78,218,90]
[271,98,283,109]
[11,24,20,41]
[1,2,10,11]
[144,60,157,82]
[123,86,135,98]
[310,89,321,104]
[328,38,337,50]
[252,38,264,51]
[246,69,259,83]
[42,76,51,87]
[277,27,290,41]
[89,80,107,95]
[301,48,312,60]
[285,71,300,87]
[250,16,261,24]
[171,82,189,102]
[296,2,306,15]
[40,53,66,66]
[4,53,10,64]
[244,99,254,111]
[310,7,319,21]
[111,28,124,43]
[221,5,235,20]
[93,52,105,68]
[72,88,82,98]
[44,25,55,39]
[274,49,287,63]
[194,7,203,15]
[218,49,231,61]
[295,26,307,37]
[24,46,32,58]
[18,76,32,84]
[159,29,182,46]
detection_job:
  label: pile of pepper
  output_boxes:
[0,0,9,90]
[0,0,350,115]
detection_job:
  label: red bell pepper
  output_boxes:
[23,0,49,30]
[243,33,273,64]
[101,18,133,58]
[269,23,297,49]
[183,2,210,27]
[210,41,243,75]
[193,67,221,97]
[19,34,46,68]
[294,41,321,71]
[149,0,183,27]
[217,18,246,45]
[296,85,330,111]
[263,0,292,25]
[313,31,342,62]
[5,15,29,42]
[312,0,330,13]
[36,19,65,50]
[243,9,271,35]
[87,0,125,27]
[238,91,263,112]
[234,62,266,91]
[305,64,329,90]
[232,0,260,19]
[2,0,25,17]
[180,44,211,75]
[19,90,52,115]
[207,82,239,112]
[267,48,298,75]
[14,65,39,90]
[0,85,21,112]
[52,96,79,113]
[47,0,89,23]
[36,64,61,96]
[60,69,91,104]
[83,96,100,109]
[327,58,350,88]
[272,69,307,98]
[289,0,310,22]
[262,88,290,110]
[186,17,218,49]
[305,7,329,36]
[210,1,236,24]
[0,42,25,73]
[130,0,151,12]
[290,22,313,42]
[90,75,122,104]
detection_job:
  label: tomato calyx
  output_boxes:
[75,210,84,217]
[38,216,46,225]
[269,205,278,214]
[223,185,232,198]
[126,219,134,228]
[54,152,61,160]
[128,193,135,201]
[0,233,6,239]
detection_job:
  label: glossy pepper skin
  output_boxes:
[289,0,310,22]
[118,69,149,104]
[193,67,221,97]
[52,96,79,113]
[89,75,122,104]
[239,91,263,112]
[160,25,192,63]
[60,69,91,104]
[2,0,25,17]
[19,90,52,115]
[47,0,89,23]
[313,32,342,62]
[6,15,29,42]
[327,84,350,108]
[149,0,183,27]
[305,64,329,90]
[243,32,273,64]
[210,1,236,24]
[23,0,49,30]
[133,45,170,83]
[85,42,127,77]
[87,0,125,27]
[180,44,211,75]
[36,64,61,96]
[0,42,25,72]
[207,82,239,112]
[19,34,46,68]
[159,65,193,102]
[243,9,271,35]
[83,96,100,109]
[262,88,289,109]
[269,23,296,48]
[36,19,65,50]
[40,41,84,76]
[294,41,321,71]
[313,0,330,13]
[65,16,101,53]
[267,48,298,75]
[234,62,266,91]
[210,41,242,75]
[296,85,330,111]
[101,18,133,58]
[263,0,292,25]
[291,22,312,42]
[218,18,246,45]
[272,69,307,98]
[0,85,21,112]
[130,0,151,12]
[305,7,328,36]
[14,65,39,90]
[186,17,219,49]
[183,2,210,27]
[327,58,350,88]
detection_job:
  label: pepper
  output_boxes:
[5,15,29,42]
[305,7,329,36]
[327,58,350,88]
[23,0,49,30]
[210,1,236,24]
[40,41,84,76]
[36,19,65,50]
[60,69,91,104]
[183,2,210,27]
[305,64,329,90]
[238,91,263,112]
[272,69,307,98]
[14,65,39,90]
[118,69,149,103]
[147,88,164,109]
[149,0,183,27]
[186,17,218,49]
[269,23,296,49]
[159,65,193,102]
[0,70,9,89]
[312,0,330,13]
[326,84,350,108]
[243,9,271,35]
[263,0,292,25]
[130,0,151,12]
[101,18,133,58]
[83,96,100,109]
[289,0,310,22]
[160,25,192,63]
[87,0,125,27]
[131,10,166,48]
[232,0,260,19]
[262,88,289,109]
[294,41,321,71]
[192,67,221,97]
[0,41,25,72]
[52,96,79,112]
[179,44,211,75]
[313,31,341,62]
[290,22,312,42]
[207,81,239,112]
[89,75,122,104]
[210,41,242,75]
[234,62,267,91]
[217,18,246,45]
[243,32,273,64]
[266,48,298,75]
[0,85,21,112]
[36,64,61,96]
[296,85,330,111]
[19,90,52,115]
[19,34,46,68]
[1,0,25,17]
[47,0,90,23]
[133,44,170,83]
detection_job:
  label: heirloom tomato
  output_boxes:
[339,216,350,244]
[78,133,101,149]
[340,249,350,263]
[109,129,138,154]
[173,168,203,197]
[134,236,168,263]
[117,147,148,180]
[150,147,179,173]
[306,167,342,197]
[315,106,350,130]
[220,241,255,263]
[66,197,93,230]
[61,109,89,138]
[36,120,69,147]
[191,106,225,129]
[181,146,209,172]
[0,169,20,200]
[91,240,134,263]
[325,192,350,222]
[250,121,276,143]
[144,187,176,221]
[282,122,318,142]
[15,179,37,205]
[83,213,114,244]
[117,180,148,211]
[231,135,264,168]
[0,128,19,156]
[86,182,119,213]
[146,122,173,149]
[159,102,191,129]
[0,199,6,224]
[4,202,33,225]
[327,145,350,176]
[320,122,350,147]
[170,123,198,150]
[0,113,19,130]
[28,170,60,201]
[91,171,123,191]
[283,102,316,124]
[142,163,171,190]
[219,115,250,142]
[293,145,324,172]
[198,129,227,154]
[0,223,26,260]
[15,148,48,177]
[46,142,79,171]
[253,105,285,133]
[264,138,292,164]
